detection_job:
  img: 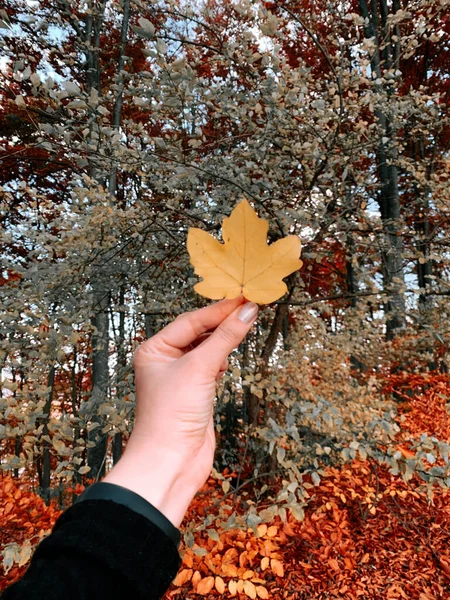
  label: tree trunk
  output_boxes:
[144,313,156,339]
[71,345,82,503]
[87,289,110,480]
[112,286,127,465]
[108,0,131,196]
[359,0,406,339]
[85,0,110,480]
[37,365,55,505]
[109,0,130,466]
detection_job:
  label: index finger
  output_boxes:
[148,296,244,351]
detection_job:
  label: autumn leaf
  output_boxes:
[242,569,255,579]
[267,525,278,537]
[215,576,225,594]
[187,199,302,304]
[256,586,269,599]
[191,570,202,590]
[243,580,257,599]
[257,524,268,537]
[173,568,192,586]
[221,563,238,577]
[196,576,215,595]
[270,558,284,577]
[228,580,237,596]
[260,557,270,571]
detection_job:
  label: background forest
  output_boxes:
[1,0,450,597]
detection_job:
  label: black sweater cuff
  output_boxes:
[76,482,181,547]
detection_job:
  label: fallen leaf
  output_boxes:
[182,550,194,568]
[242,569,255,579]
[228,580,237,596]
[187,199,302,304]
[239,550,248,568]
[215,576,225,594]
[196,576,215,595]
[328,558,340,571]
[191,570,202,590]
[244,580,257,599]
[271,558,284,577]
[257,524,268,537]
[173,568,192,586]
[267,525,278,537]
[221,563,238,577]
[256,585,269,599]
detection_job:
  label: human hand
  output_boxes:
[104,297,258,526]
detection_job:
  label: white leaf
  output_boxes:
[63,81,81,96]
[15,95,26,107]
[138,17,155,36]
[156,39,167,54]
[30,72,41,87]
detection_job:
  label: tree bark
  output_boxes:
[112,286,127,465]
[37,365,56,505]
[359,0,406,339]
[85,0,111,479]
[87,290,110,480]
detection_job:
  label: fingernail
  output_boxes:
[237,302,258,324]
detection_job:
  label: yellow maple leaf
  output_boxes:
[187,199,302,304]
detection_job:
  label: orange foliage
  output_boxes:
[0,476,62,590]
[165,374,450,599]
[2,375,450,598]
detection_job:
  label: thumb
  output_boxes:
[194,301,259,374]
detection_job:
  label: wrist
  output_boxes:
[102,434,199,528]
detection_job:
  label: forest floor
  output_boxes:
[1,373,450,599]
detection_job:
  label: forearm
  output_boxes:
[102,433,199,528]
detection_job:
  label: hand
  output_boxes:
[104,297,258,526]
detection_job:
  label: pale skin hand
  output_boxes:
[103,296,259,527]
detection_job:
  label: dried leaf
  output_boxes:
[191,570,202,590]
[242,569,255,579]
[243,580,257,599]
[228,580,237,596]
[196,576,215,595]
[256,523,268,537]
[215,576,225,594]
[187,200,302,304]
[328,558,340,571]
[256,585,269,599]
[173,568,192,587]
[221,563,238,577]
[270,558,284,577]
[267,525,278,537]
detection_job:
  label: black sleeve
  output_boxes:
[1,500,181,600]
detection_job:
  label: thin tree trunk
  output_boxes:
[359,0,405,339]
[85,0,110,480]
[112,286,126,465]
[108,1,131,466]
[144,313,156,339]
[87,290,110,480]
[108,0,131,196]
[37,365,56,505]
[70,345,82,503]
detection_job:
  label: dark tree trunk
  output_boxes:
[359,0,406,340]
[87,291,110,480]
[37,365,56,505]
